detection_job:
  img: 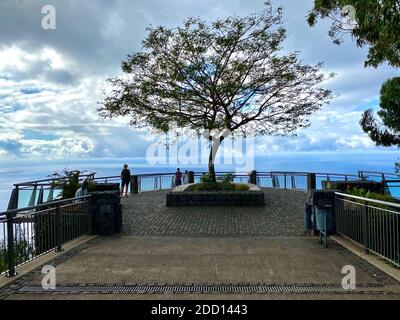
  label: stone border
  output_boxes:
[0,236,99,300]
[171,183,261,193]
[332,235,400,283]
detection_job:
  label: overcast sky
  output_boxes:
[0,0,398,160]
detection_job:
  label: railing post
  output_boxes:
[284,173,287,189]
[87,197,93,234]
[307,173,316,191]
[249,170,257,185]
[6,211,16,277]
[7,186,19,210]
[131,175,139,194]
[188,171,194,184]
[55,205,63,252]
[362,203,369,254]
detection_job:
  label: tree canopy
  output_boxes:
[307,0,400,68]
[100,2,333,180]
[360,77,400,148]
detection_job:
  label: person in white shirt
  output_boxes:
[75,180,89,199]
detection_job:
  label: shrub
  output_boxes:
[346,188,399,210]
[190,173,249,191]
[50,169,95,199]
[0,234,35,274]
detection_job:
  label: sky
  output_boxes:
[0,0,399,161]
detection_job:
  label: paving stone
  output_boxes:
[122,188,307,237]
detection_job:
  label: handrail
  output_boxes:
[335,192,400,209]
[0,195,92,216]
[92,175,120,180]
[14,172,96,187]
[359,170,400,176]
[13,170,393,188]
[257,171,358,177]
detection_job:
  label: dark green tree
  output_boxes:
[307,0,400,68]
[308,1,400,171]
[100,2,333,182]
[360,77,400,172]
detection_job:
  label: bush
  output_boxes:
[0,234,35,274]
[189,173,249,191]
[50,169,95,199]
[346,188,399,210]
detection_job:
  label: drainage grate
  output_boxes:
[17,283,400,295]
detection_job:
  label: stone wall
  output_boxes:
[166,190,265,207]
[90,191,122,235]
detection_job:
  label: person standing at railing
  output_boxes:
[121,164,131,197]
[75,180,89,199]
[175,168,183,187]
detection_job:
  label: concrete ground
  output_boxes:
[2,236,400,300]
[1,189,400,300]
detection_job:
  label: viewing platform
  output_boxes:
[1,171,400,300]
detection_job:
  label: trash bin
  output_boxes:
[315,204,333,248]
[315,205,333,233]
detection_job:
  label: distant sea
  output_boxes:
[0,151,399,211]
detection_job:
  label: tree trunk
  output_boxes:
[208,138,222,183]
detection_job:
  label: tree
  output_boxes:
[308,1,400,171]
[360,77,400,171]
[100,2,333,182]
[307,0,400,68]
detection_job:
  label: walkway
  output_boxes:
[1,189,400,300]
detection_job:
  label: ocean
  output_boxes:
[0,151,399,212]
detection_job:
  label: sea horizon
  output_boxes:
[0,150,398,211]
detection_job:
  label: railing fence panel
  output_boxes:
[335,192,400,267]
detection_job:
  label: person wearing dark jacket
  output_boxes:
[121,164,131,197]
[175,168,183,187]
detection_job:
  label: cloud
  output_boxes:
[0,0,398,161]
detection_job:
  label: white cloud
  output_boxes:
[0,0,398,161]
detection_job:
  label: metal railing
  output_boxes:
[359,171,400,198]
[335,192,400,267]
[255,171,360,191]
[6,170,400,211]
[7,172,96,211]
[0,195,91,276]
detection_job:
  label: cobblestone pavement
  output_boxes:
[122,188,307,237]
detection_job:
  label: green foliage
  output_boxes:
[308,0,400,68]
[0,234,35,274]
[190,173,249,191]
[346,188,399,210]
[360,77,400,148]
[49,169,94,199]
[100,2,333,179]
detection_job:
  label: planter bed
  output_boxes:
[166,184,265,207]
